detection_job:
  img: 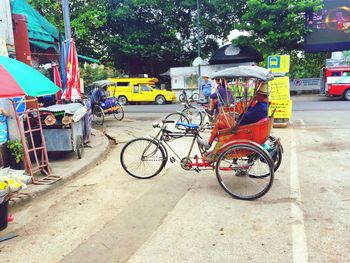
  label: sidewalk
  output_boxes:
[9,129,111,209]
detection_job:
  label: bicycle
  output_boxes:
[90,84,125,125]
[120,119,275,200]
[179,99,214,129]
[178,89,200,102]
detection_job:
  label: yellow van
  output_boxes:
[107,77,176,105]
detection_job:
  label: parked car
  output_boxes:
[107,77,176,105]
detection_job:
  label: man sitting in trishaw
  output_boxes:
[198,68,273,163]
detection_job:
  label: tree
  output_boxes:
[232,0,327,78]
[30,0,244,75]
[28,0,109,60]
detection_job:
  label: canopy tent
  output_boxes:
[11,0,60,51]
[209,45,263,65]
[211,66,274,81]
[0,55,59,98]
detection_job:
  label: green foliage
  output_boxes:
[233,0,325,77]
[289,51,329,78]
[80,64,122,86]
[7,140,24,164]
[29,0,329,77]
[28,0,245,74]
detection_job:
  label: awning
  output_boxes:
[209,45,263,65]
[78,54,100,64]
[11,0,59,50]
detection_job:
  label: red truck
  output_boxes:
[320,66,350,101]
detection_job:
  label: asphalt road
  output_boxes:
[1,94,349,263]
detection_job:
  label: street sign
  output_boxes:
[267,55,290,73]
[192,57,202,67]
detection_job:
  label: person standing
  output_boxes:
[208,78,234,115]
[201,74,212,101]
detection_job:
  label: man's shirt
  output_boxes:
[201,81,212,97]
[240,101,268,126]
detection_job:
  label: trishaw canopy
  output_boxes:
[212,66,274,81]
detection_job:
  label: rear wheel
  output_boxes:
[113,104,124,121]
[191,92,200,101]
[120,138,166,179]
[344,89,350,101]
[92,105,104,125]
[156,95,166,105]
[215,143,274,200]
[118,96,128,105]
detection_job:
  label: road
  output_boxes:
[1,95,349,263]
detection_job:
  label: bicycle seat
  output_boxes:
[176,122,199,129]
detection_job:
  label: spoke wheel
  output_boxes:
[179,93,186,102]
[92,105,104,125]
[113,105,124,121]
[191,92,199,101]
[182,106,203,126]
[120,138,166,179]
[163,112,190,137]
[215,143,274,200]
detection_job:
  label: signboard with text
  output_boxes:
[268,76,292,120]
[269,100,293,119]
[269,77,290,100]
[267,55,290,73]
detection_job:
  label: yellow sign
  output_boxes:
[269,100,292,119]
[267,55,290,73]
[269,76,290,100]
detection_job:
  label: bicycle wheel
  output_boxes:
[113,104,124,121]
[120,138,166,179]
[179,93,186,102]
[182,106,203,126]
[273,143,283,172]
[215,143,274,200]
[191,92,200,101]
[92,105,104,125]
[163,112,190,133]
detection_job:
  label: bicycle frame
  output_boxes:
[149,121,214,171]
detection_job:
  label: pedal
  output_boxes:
[194,168,200,173]
[170,157,176,163]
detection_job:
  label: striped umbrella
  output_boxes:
[0,56,60,98]
[61,39,82,101]
[52,63,63,103]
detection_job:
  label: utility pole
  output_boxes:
[62,0,72,39]
[196,0,201,94]
[196,0,201,59]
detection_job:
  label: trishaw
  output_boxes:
[120,66,283,200]
[88,80,124,125]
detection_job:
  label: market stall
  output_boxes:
[39,103,87,158]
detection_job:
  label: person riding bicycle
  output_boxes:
[199,83,269,162]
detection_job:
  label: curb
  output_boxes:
[9,132,112,211]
